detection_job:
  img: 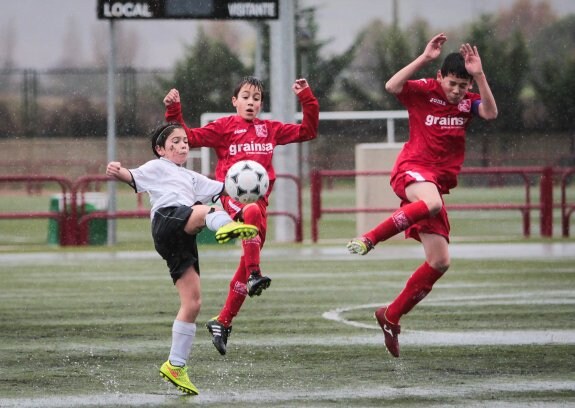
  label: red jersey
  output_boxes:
[393,78,481,191]
[165,87,319,202]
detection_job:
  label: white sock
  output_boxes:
[168,320,196,367]
[205,210,233,231]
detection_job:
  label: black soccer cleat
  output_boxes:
[246,270,272,297]
[206,317,232,356]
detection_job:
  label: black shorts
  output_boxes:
[152,206,199,283]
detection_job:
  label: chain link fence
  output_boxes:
[0,67,172,138]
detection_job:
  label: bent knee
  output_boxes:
[242,203,263,224]
[428,257,450,274]
[423,198,443,217]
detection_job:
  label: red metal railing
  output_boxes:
[0,172,303,245]
[0,176,76,245]
[75,173,303,244]
[561,169,575,238]
[310,166,573,242]
[268,173,303,242]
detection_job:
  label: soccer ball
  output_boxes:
[224,160,270,204]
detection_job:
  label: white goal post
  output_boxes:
[196,110,408,175]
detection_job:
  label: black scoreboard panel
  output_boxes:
[97,0,279,20]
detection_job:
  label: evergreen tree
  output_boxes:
[158,29,248,127]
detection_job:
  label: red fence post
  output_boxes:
[540,166,554,237]
[310,169,321,243]
[561,169,575,238]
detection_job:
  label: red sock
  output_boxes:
[242,205,263,273]
[386,262,443,324]
[365,200,430,245]
[218,257,248,327]
[243,236,262,273]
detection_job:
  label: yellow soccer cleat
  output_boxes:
[214,221,258,244]
[159,360,199,395]
[346,236,374,255]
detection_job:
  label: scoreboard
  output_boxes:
[97,0,279,20]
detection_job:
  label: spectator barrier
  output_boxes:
[0,173,302,245]
[310,166,574,242]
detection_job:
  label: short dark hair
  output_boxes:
[233,76,265,101]
[440,52,473,81]
[150,122,182,158]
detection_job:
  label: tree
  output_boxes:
[531,15,575,129]
[465,15,529,134]
[0,19,16,70]
[158,28,248,127]
[496,0,556,41]
[90,23,140,68]
[531,15,575,160]
[57,17,84,68]
[337,20,432,111]
[295,5,357,111]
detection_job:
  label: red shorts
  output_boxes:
[391,168,451,243]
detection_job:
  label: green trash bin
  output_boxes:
[47,195,63,245]
[47,193,108,245]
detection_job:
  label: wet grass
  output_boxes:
[0,249,574,406]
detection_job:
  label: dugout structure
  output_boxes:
[355,143,403,237]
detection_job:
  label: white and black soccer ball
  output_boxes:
[224,160,270,204]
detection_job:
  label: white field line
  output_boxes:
[1,242,575,266]
[1,380,573,407]
[322,302,575,345]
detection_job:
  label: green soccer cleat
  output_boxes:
[346,236,374,255]
[159,360,199,395]
[215,221,258,244]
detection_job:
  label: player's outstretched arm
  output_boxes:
[292,78,309,95]
[460,43,498,120]
[385,32,447,95]
[106,161,132,184]
[164,88,186,124]
[163,88,180,107]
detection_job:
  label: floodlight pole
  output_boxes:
[106,19,117,245]
[270,0,297,242]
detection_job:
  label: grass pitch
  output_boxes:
[0,243,574,407]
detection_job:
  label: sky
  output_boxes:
[1,0,575,70]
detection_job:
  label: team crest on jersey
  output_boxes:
[458,99,472,113]
[255,124,268,138]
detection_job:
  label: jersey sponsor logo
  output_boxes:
[424,114,468,128]
[234,128,248,134]
[458,99,472,113]
[229,142,273,156]
[255,124,268,138]
[430,97,446,106]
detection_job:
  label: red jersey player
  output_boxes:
[163,76,319,355]
[347,33,498,357]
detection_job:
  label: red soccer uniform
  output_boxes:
[392,78,481,194]
[165,87,319,209]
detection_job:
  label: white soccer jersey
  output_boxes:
[129,157,224,218]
